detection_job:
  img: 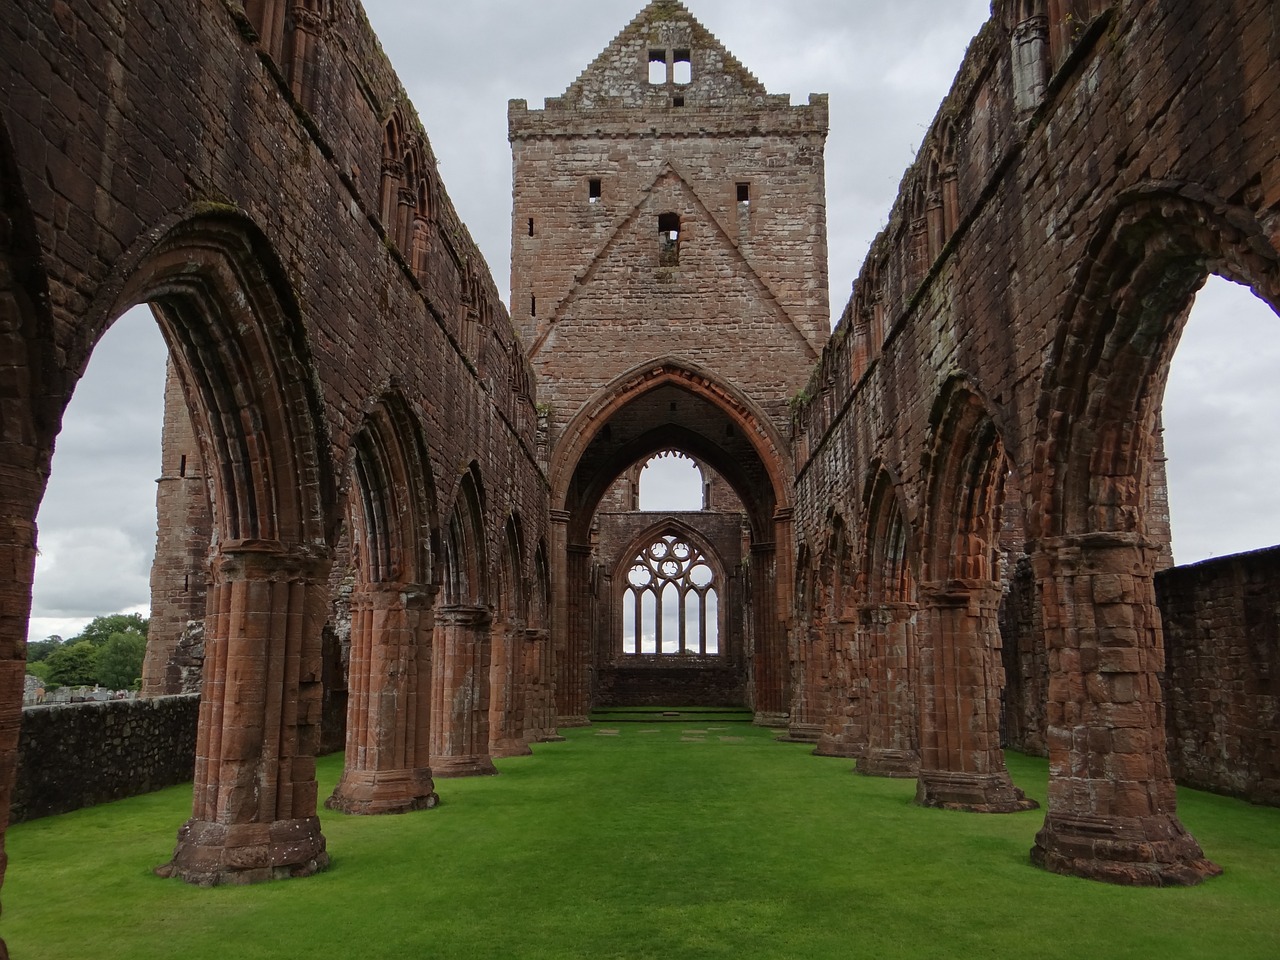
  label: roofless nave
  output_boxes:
[2,1,1278,951]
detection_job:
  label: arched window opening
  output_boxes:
[638,451,703,511]
[30,305,167,657]
[1161,275,1280,563]
[658,212,681,266]
[621,533,720,657]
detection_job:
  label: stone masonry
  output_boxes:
[0,4,1278,956]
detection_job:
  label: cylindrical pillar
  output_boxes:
[1029,534,1220,885]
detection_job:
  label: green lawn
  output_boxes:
[4,715,1278,959]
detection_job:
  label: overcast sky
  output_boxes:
[27,1,1280,643]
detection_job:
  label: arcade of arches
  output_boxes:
[1,2,1278,949]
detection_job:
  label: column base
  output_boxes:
[430,755,498,778]
[155,816,328,886]
[814,721,866,757]
[753,711,790,728]
[777,721,822,744]
[324,769,439,815]
[557,715,592,728]
[915,769,1039,813]
[1031,812,1222,886]
[490,738,534,758]
[857,748,919,778]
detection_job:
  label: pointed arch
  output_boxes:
[431,462,497,777]
[615,517,727,659]
[442,463,490,607]
[105,210,334,883]
[327,391,440,815]
[551,357,792,538]
[811,511,863,756]
[855,464,920,777]
[490,512,533,758]
[914,375,1034,813]
[1027,185,1276,884]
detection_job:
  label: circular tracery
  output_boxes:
[622,533,719,656]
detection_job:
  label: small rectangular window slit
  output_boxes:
[673,50,691,85]
[179,454,187,477]
[648,50,666,85]
[531,294,537,316]
[737,182,750,205]
[528,217,534,236]
[588,178,601,203]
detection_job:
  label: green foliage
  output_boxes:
[72,614,148,648]
[95,632,147,691]
[26,636,63,663]
[4,726,1280,960]
[25,660,51,684]
[43,641,98,688]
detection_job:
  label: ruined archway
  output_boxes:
[915,376,1035,813]
[549,359,793,725]
[431,464,497,777]
[855,466,920,777]
[1029,186,1280,884]
[108,212,336,885]
[327,392,441,815]
[490,513,534,758]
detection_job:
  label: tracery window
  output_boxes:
[621,533,719,656]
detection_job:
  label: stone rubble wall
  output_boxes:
[1156,549,1280,805]
[11,694,199,823]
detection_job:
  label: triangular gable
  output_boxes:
[558,1,769,109]
[529,164,819,363]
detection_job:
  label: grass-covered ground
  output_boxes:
[4,710,1278,959]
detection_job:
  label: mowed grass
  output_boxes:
[4,714,1278,959]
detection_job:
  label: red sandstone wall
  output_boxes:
[1156,549,1280,805]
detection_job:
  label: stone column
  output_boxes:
[489,614,532,758]
[522,628,562,743]
[1029,534,1220,885]
[556,542,593,726]
[914,580,1035,812]
[815,612,867,758]
[429,604,497,778]
[157,540,330,884]
[326,582,436,815]
[781,623,823,743]
[857,602,919,777]
[750,539,786,725]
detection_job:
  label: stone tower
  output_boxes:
[510,0,829,724]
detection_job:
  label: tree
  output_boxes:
[26,636,63,663]
[95,631,147,691]
[73,614,148,648]
[45,641,99,688]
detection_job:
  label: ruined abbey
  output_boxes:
[1,0,1278,951]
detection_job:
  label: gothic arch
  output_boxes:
[548,358,795,723]
[441,463,490,607]
[328,391,441,815]
[810,511,863,757]
[613,516,729,659]
[101,210,334,884]
[913,376,1034,812]
[551,357,793,536]
[490,512,534,758]
[431,463,497,777]
[855,465,920,777]
[1027,185,1277,884]
[0,112,63,920]
[1035,186,1280,542]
